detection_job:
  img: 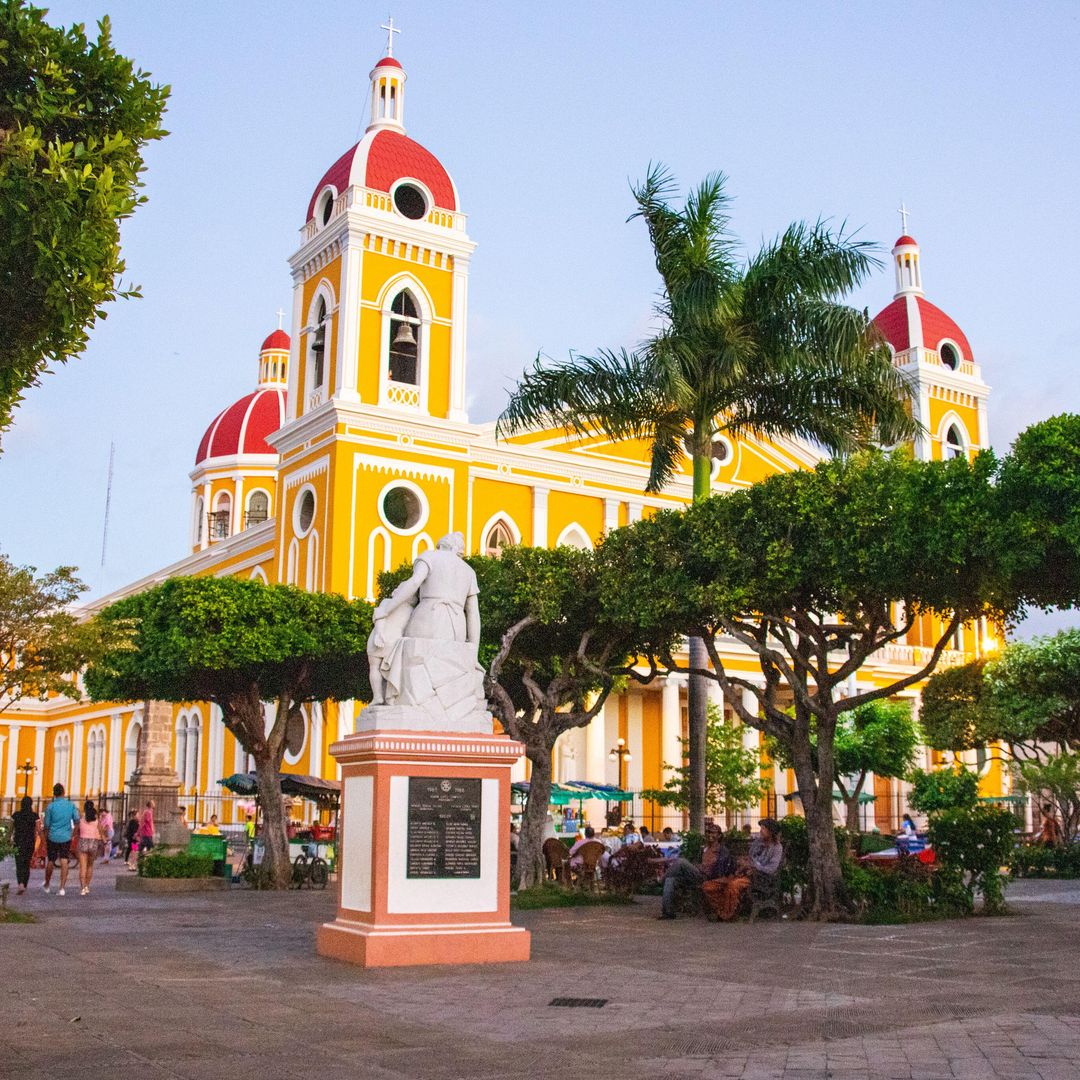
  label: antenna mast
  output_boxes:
[100,441,115,569]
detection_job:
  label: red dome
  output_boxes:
[195,388,286,465]
[306,128,456,222]
[894,235,917,247]
[260,329,290,352]
[373,55,402,69]
[873,296,973,362]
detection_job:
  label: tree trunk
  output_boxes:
[687,638,709,833]
[517,745,554,890]
[790,714,845,919]
[252,750,291,889]
[845,793,862,839]
[686,450,712,834]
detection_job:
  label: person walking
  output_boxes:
[41,784,80,896]
[136,799,156,857]
[123,809,140,871]
[12,796,39,894]
[77,801,103,896]
[98,805,115,863]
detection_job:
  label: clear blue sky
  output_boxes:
[3,1,1079,636]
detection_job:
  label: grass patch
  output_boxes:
[511,884,634,910]
[0,908,36,924]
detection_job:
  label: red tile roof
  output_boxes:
[373,55,402,69]
[872,296,973,361]
[894,235,917,247]
[873,297,910,352]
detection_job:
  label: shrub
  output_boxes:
[1010,843,1080,879]
[929,806,1017,914]
[679,830,706,866]
[511,884,633,910]
[843,856,971,923]
[908,767,980,813]
[0,820,14,862]
[139,851,214,879]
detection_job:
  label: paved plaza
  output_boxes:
[2,862,1080,1079]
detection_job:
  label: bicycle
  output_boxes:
[291,843,329,889]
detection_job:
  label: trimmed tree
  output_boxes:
[497,165,917,833]
[0,3,169,432]
[85,577,372,888]
[601,450,1015,918]
[0,551,129,711]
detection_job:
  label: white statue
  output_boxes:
[363,532,488,733]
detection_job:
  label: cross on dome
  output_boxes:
[898,202,911,234]
[275,308,286,331]
[381,15,401,57]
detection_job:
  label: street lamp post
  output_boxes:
[19,758,36,798]
[608,737,631,791]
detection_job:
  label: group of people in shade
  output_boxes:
[10,785,157,897]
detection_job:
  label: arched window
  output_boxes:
[186,715,201,790]
[944,424,966,460]
[52,732,71,791]
[125,720,142,783]
[940,342,960,370]
[483,519,515,558]
[246,490,270,527]
[310,297,328,389]
[557,524,592,551]
[86,727,106,794]
[194,496,204,545]
[175,715,188,784]
[388,290,421,386]
[210,493,231,541]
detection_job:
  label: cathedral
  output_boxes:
[0,35,1005,832]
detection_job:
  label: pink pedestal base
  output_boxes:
[317,728,530,970]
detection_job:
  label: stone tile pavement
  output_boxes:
[2,858,1080,1079]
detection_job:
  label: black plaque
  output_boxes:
[406,777,482,879]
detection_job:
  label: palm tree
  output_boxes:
[497,165,918,831]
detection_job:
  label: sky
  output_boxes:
[2,1,1079,636]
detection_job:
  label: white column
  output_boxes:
[337,232,363,402]
[532,486,549,548]
[626,694,644,791]
[628,501,644,524]
[603,497,620,535]
[0,735,6,799]
[707,680,724,717]
[233,476,245,535]
[286,271,305,422]
[603,697,621,786]
[863,773,877,831]
[3,724,18,797]
[70,721,84,797]
[107,713,122,791]
[200,479,211,551]
[32,728,45,798]
[585,708,606,785]
[337,700,355,741]
[660,676,684,782]
[309,703,323,777]
[448,256,471,421]
[209,705,225,795]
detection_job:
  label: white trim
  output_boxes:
[377,273,434,415]
[479,512,521,555]
[366,526,392,600]
[377,477,430,537]
[556,523,593,550]
[390,177,433,221]
[293,483,318,538]
[937,412,970,459]
[937,338,963,371]
[286,538,300,585]
[249,565,268,584]
[314,185,338,230]
[411,531,434,558]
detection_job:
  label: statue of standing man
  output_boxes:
[367,532,482,713]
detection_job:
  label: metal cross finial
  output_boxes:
[381,15,401,57]
[898,202,911,234]
[275,308,286,330]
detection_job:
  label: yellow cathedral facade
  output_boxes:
[0,38,1007,833]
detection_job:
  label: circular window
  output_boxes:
[285,710,306,759]
[381,484,423,531]
[709,438,733,480]
[296,489,316,534]
[393,183,428,220]
[318,190,334,227]
[940,342,960,370]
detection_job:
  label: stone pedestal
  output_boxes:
[126,700,188,849]
[317,727,530,969]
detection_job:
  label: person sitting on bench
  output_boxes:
[658,824,735,920]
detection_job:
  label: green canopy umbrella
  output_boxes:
[219,772,258,796]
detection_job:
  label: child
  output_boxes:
[124,809,140,871]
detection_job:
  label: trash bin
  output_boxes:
[188,834,228,876]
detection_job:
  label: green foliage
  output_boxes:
[0,2,169,431]
[138,851,214,879]
[908,768,980,813]
[843,856,972,924]
[642,703,767,817]
[1010,843,1080,879]
[996,414,1080,609]
[510,884,633,910]
[834,700,920,781]
[85,576,373,707]
[1016,750,1080,843]
[920,660,995,750]
[0,551,130,711]
[0,818,14,861]
[928,805,1017,914]
[0,908,35,923]
[678,830,706,866]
